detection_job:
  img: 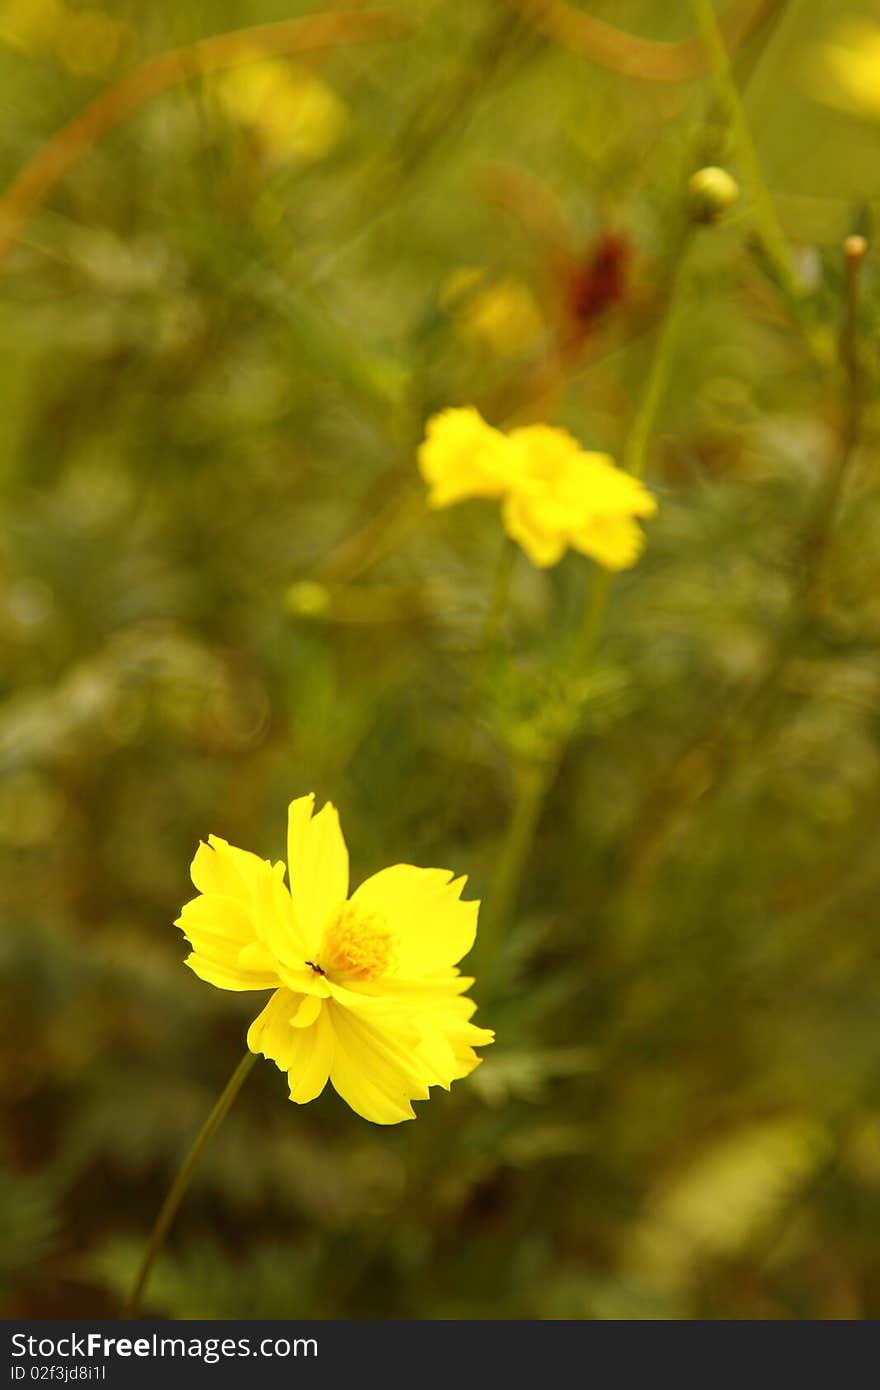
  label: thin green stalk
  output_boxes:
[476,758,552,982]
[574,224,694,658]
[478,225,696,983]
[689,0,802,301]
[447,535,517,828]
[790,234,865,609]
[570,566,613,673]
[123,1051,257,1319]
[572,223,695,666]
[608,236,868,896]
[466,533,518,735]
[481,534,518,663]
[623,227,694,481]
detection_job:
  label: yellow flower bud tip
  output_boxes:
[844,234,868,264]
[688,166,741,223]
[285,580,331,618]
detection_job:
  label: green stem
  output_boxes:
[570,215,696,670]
[478,224,696,980]
[447,535,517,828]
[481,534,518,661]
[689,0,802,301]
[795,235,865,612]
[476,757,552,983]
[608,236,868,896]
[122,1051,257,1319]
[623,227,694,482]
[572,224,694,667]
[570,565,613,672]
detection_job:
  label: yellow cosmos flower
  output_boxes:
[418,407,657,570]
[806,21,880,121]
[176,795,493,1124]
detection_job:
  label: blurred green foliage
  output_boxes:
[2,0,880,1320]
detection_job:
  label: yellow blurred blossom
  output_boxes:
[418,406,657,570]
[176,794,493,1124]
[0,0,63,51]
[442,269,545,356]
[215,56,348,166]
[0,0,131,74]
[807,20,880,121]
[418,405,514,507]
[504,424,657,570]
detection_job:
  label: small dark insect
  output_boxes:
[305,960,325,976]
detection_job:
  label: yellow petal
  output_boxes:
[572,513,646,571]
[287,1007,335,1103]
[417,406,514,508]
[291,992,323,1028]
[398,981,494,1088]
[501,492,566,567]
[177,837,288,991]
[189,835,262,899]
[327,1002,427,1124]
[252,853,315,969]
[349,865,479,975]
[237,940,279,975]
[248,986,298,1067]
[247,987,332,1107]
[287,795,349,949]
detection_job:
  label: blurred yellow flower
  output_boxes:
[0,0,62,51]
[418,407,657,570]
[418,405,514,507]
[215,56,348,166]
[807,20,880,121]
[176,794,493,1124]
[504,424,657,570]
[442,269,545,356]
[0,0,130,74]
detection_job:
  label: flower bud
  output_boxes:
[688,166,740,224]
[844,233,868,264]
[285,580,331,618]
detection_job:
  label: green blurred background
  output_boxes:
[2,0,880,1320]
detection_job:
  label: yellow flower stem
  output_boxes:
[689,0,802,302]
[122,1051,258,1319]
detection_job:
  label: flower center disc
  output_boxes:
[321,904,396,982]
